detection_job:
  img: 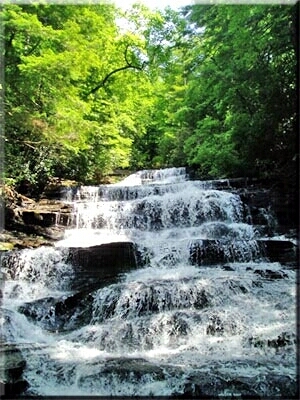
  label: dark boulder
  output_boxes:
[77,358,165,390]
[257,239,298,265]
[253,268,288,280]
[64,242,137,291]
[18,289,95,332]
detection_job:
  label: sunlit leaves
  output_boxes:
[3,1,297,190]
[3,3,159,187]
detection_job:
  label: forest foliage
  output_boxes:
[1,2,298,194]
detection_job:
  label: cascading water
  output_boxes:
[0,167,297,397]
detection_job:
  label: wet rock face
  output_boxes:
[248,331,297,350]
[189,238,297,266]
[269,188,298,233]
[76,357,167,392]
[183,175,297,237]
[0,230,59,249]
[258,239,298,265]
[101,358,165,381]
[237,185,298,235]
[180,368,298,398]
[0,344,29,398]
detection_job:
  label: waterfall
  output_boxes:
[0,167,297,397]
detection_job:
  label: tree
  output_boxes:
[180,4,297,178]
[3,3,159,191]
[3,2,297,191]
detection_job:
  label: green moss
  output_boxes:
[0,242,15,251]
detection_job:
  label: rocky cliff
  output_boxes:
[1,185,73,249]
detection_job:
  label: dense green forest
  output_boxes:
[1,2,298,195]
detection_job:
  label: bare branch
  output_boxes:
[88,44,144,96]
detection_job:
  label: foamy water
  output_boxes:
[0,167,297,397]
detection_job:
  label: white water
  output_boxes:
[0,167,297,397]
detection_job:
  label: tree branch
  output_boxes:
[25,39,42,57]
[88,44,144,95]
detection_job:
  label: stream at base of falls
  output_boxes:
[0,167,297,397]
